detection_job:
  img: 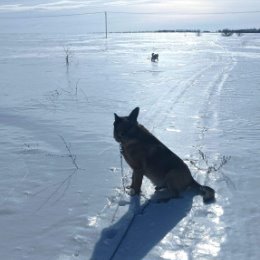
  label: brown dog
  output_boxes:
[113,107,215,203]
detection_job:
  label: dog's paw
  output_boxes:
[126,188,136,196]
[126,187,140,196]
[129,188,136,196]
[155,186,166,191]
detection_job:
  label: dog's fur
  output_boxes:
[151,53,159,62]
[113,107,215,203]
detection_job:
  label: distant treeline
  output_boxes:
[156,28,260,33]
[218,28,260,33]
[155,30,208,33]
[113,28,260,34]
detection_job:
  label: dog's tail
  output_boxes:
[192,180,215,203]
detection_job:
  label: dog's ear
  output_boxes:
[114,113,120,122]
[128,107,139,122]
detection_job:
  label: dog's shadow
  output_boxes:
[90,191,195,260]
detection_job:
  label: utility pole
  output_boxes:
[105,11,108,38]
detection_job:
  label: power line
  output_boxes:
[0,10,260,19]
[0,11,103,19]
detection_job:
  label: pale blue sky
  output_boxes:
[0,0,259,33]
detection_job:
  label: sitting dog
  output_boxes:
[151,53,159,62]
[113,107,215,203]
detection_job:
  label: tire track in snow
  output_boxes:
[142,50,221,131]
[91,38,237,260]
[167,41,236,260]
[133,40,236,259]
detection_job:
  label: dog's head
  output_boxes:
[113,107,140,143]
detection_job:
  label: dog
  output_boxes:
[113,107,215,203]
[151,53,159,62]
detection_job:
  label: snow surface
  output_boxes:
[0,32,259,260]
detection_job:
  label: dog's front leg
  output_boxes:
[129,170,143,195]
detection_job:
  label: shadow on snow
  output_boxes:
[90,191,195,260]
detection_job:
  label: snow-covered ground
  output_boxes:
[0,32,259,260]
